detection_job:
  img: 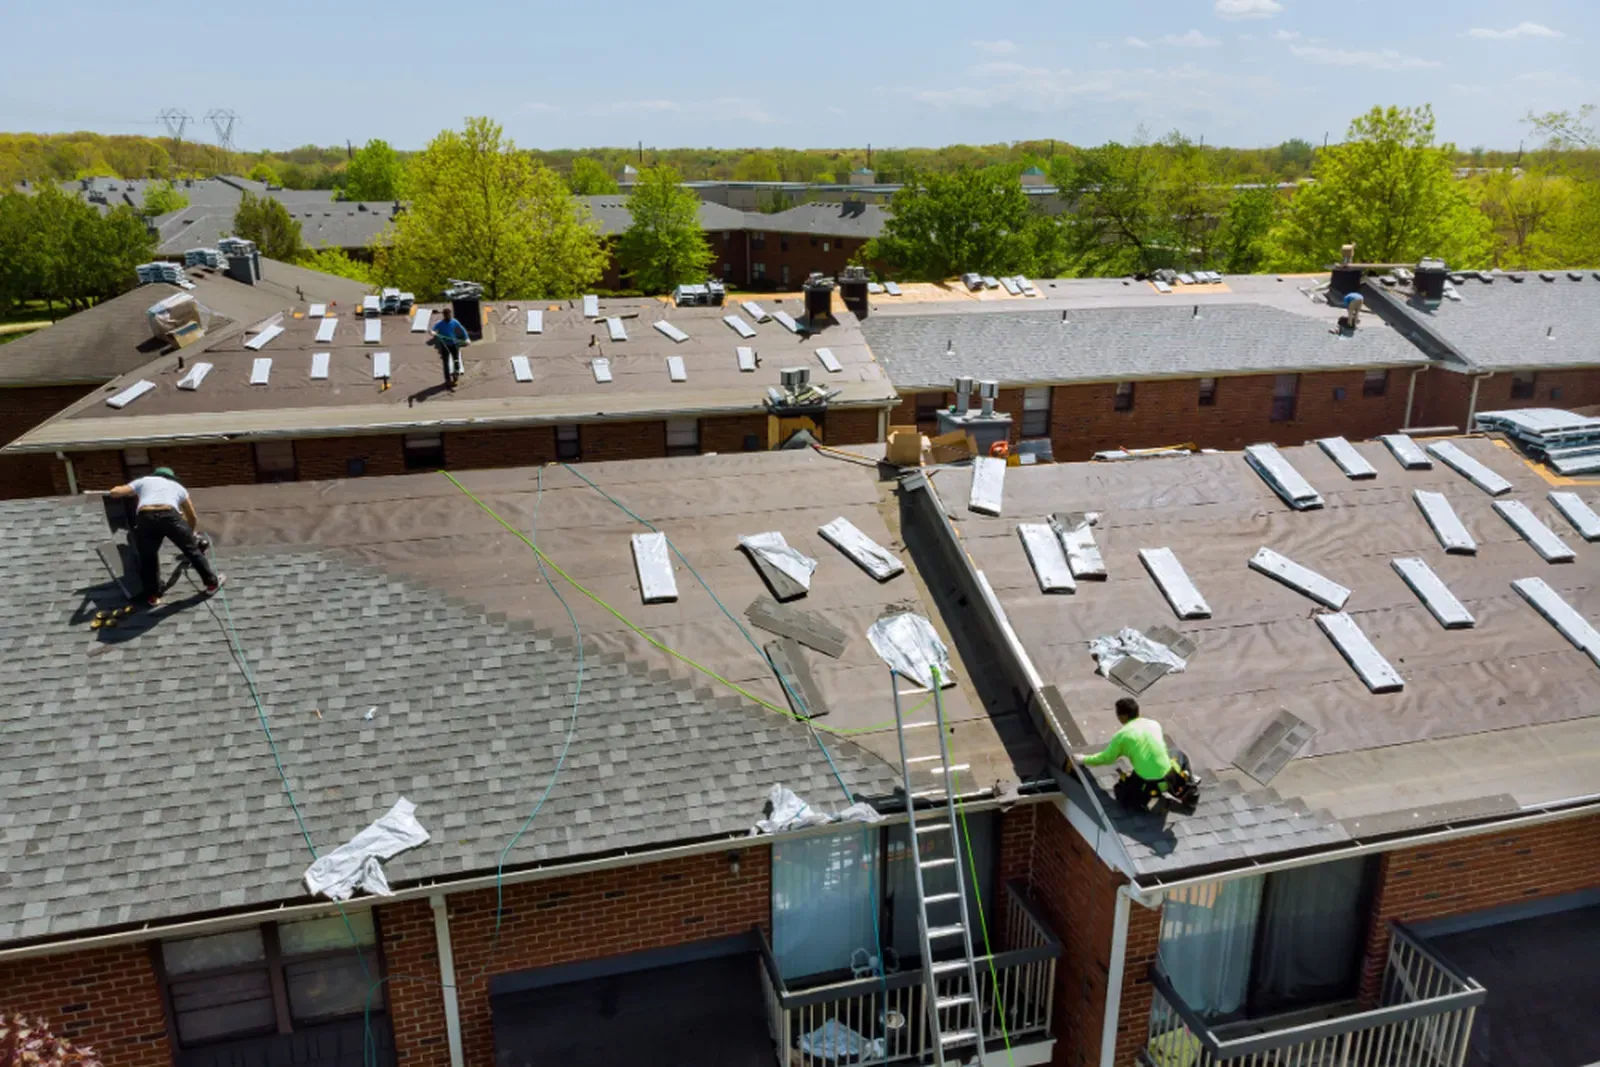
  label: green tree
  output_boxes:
[1473,168,1571,268]
[6,186,153,313]
[733,152,781,182]
[298,247,377,287]
[233,191,304,261]
[343,139,403,201]
[615,166,712,294]
[0,192,41,312]
[1216,186,1281,273]
[568,157,620,195]
[1052,143,1162,275]
[140,180,188,217]
[862,166,1042,280]
[378,117,605,299]
[247,161,280,185]
[1263,105,1492,271]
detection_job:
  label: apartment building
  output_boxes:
[1364,267,1600,428]
[2,289,894,495]
[0,449,1068,1067]
[901,436,1599,1066]
[860,275,1432,462]
[0,258,369,499]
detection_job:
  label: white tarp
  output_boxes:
[751,784,882,835]
[303,798,429,901]
[738,532,817,591]
[867,612,955,690]
[1089,628,1190,680]
[798,1020,886,1062]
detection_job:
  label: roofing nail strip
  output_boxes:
[1391,558,1474,629]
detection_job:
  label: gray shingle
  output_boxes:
[1375,272,1600,371]
[0,497,897,943]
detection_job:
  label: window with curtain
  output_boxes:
[771,828,880,981]
[886,811,995,963]
[1159,876,1265,1019]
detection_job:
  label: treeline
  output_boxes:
[0,185,155,316]
[862,105,1600,280]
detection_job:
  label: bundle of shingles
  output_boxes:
[1475,408,1600,476]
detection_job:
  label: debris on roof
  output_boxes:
[1316,612,1404,693]
[1249,547,1351,610]
[1245,443,1324,510]
[1427,440,1513,496]
[632,531,678,603]
[1139,547,1212,619]
[302,797,429,902]
[1493,500,1576,563]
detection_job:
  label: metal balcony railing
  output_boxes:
[1143,921,1486,1067]
[757,880,1060,1066]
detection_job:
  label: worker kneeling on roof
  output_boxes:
[109,467,225,607]
[1079,697,1199,812]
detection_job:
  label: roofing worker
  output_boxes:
[1079,697,1194,811]
[430,307,470,390]
[108,468,224,607]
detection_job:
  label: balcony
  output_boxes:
[757,880,1061,1066]
[1143,922,1486,1067]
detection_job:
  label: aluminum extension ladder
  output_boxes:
[891,665,987,1067]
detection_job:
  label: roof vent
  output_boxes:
[1413,259,1448,304]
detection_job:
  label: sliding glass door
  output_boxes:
[1157,857,1373,1022]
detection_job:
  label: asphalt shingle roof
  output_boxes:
[860,302,1430,389]
[1375,271,1600,371]
[759,201,888,239]
[154,203,396,255]
[578,195,751,237]
[0,490,898,945]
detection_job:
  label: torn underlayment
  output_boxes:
[867,612,956,690]
[738,532,818,597]
[751,785,882,835]
[303,798,429,901]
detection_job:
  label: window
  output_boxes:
[751,231,767,250]
[1198,378,1218,407]
[157,913,382,1048]
[780,236,789,252]
[781,264,790,286]
[666,418,700,457]
[722,262,731,278]
[810,237,818,248]
[914,393,945,429]
[123,446,153,479]
[403,432,444,471]
[253,441,297,483]
[1363,369,1389,397]
[1021,386,1052,438]
[752,262,767,281]
[1114,381,1135,412]
[346,457,367,477]
[556,424,581,461]
[1511,372,1537,400]
[838,240,848,251]
[722,230,731,242]
[822,241,831,253]
[1158,858,1373,1022]
[1270,374,1299,422]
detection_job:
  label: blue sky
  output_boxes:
[1,0,1592,151]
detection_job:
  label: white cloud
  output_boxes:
[893,60,1272,116]
[1288,44,1441,70]
[525,102,557,113]
[973,39,1019,55]
[1514,71,1583,87]
[1214,0,1283,18]
[1164,29,1221,47]
[1125,35,1151,48]
[1272,29,1300,41]
[1468,22,1563,40]
[1449,83,1487,95]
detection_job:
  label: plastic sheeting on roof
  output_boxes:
[302,797,429,901]
[867,612,955,690]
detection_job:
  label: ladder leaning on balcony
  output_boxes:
[892,665,987,1067]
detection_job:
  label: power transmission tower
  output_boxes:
[205,109,239,173]
[158,109,192,175]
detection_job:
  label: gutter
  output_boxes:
[1099,884,1157,1067]
[0,790,1054,963]
[1128,792,1600,906]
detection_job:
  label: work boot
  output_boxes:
[205,575,227,595]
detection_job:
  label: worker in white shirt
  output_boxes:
[108,467,224,606]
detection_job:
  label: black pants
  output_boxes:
[436,340,461,385]
[134,508,217,597]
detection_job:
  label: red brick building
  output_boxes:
[4,292,895,495]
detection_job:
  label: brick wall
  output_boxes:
[700,413,768,454]
[444,427,557,470]
[295,436,409,481]
[997,802,1038,893]
[823,406,883,445]
[0,942,172,1067]
[0,384,94,499]
[579,420,666,462]
[751,234,858,289]
[1031,802,1161,1067]
[1413,366,1600,430]
[1358,812,1600,1005]
[148,443,256,488]
[386,847,772,1067]
[54,449,125,494]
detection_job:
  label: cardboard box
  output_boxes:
[886,425,924,467]
[928,429,976,465]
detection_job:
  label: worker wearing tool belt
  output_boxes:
[1079,697,1198,812]
[108,467,224,607]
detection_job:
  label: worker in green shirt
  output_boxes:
[1080,697,1197,811]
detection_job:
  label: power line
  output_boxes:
[205,109,239,154]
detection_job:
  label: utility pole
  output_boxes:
[1323,131,1329,150]
[205,109,238,173]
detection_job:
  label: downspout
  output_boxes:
[877,406,888,443]
[1100,884,1157,1067]
[429,894,466,1067]
[54,451,77,495]
[1402,366,1427,431]
[1465,372,1493,431]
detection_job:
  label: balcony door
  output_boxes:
[1158,856,1372,1022]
